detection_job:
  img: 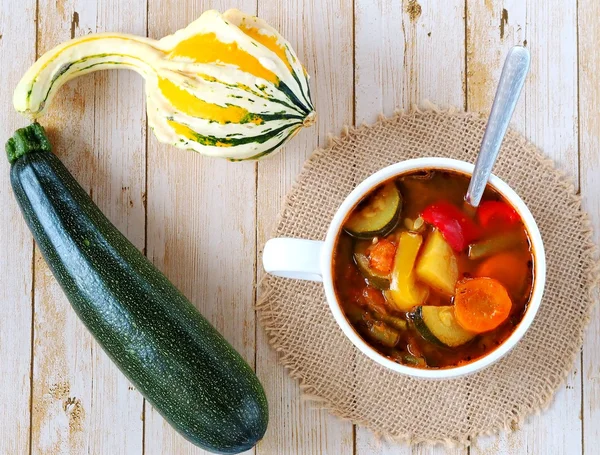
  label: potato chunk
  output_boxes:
[415,229,458,295]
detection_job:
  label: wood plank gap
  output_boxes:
[28,1,40,451]
[464,3,470,451]
[523,3,528,166]
[142,108,148,455]
[463,0,468,111]
[90,2,98,426]
[253,0,259,382]
[252,0,259,378]
[91,59,98,199]
[576,1,584,451]
[28,241,35,455]
[254,0,259,383]
[581,351,585,455]
[141,399,146,455]
[91,1,98,195]
[252,10,259,455]
[34,0,39,57]
[252,161,258,455]
[524,4,528,140]
[575,0,582,194]
[253,160,259,371]
[578,0,600,451]
[351,0,357,451]
[352,0,357,126]
[142,2,149,452]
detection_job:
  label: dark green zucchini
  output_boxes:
[414,306,475,348]
[343,181,402,239]
[6,123,267,454]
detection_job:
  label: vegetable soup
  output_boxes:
[332,170,534,369]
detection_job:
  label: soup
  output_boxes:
[332,170,534,369]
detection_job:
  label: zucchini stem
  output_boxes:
[6,123,51,164]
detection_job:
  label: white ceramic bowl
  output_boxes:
[263,157,546,379]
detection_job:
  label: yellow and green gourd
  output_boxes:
[13,9,315,160]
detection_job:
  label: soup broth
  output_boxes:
[332,170,534,369]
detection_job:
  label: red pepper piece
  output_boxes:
[477,201,519,228]
[421,201,480,252]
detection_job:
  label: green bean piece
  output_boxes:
[366,321,400,347]
[345,302,365,324]
[468,230,525,260]
[375,312,408,331]
[402,354,426,367]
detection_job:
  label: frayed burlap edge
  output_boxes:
[256,106,600,446]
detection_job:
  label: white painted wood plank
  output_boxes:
[465,0,526,127]
[356,0,467,123]
[0,0,36,453]
[523,0,579,181]
[579,0,600,453]
[144,1,257,454]
[30,0,146,453]
[354,0,466,453]
[468,1,582,454]
[354,0,405,122]
[255,0,354,453]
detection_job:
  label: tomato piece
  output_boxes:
[477,201,519,228]
[475,252,529,297]
[421,201,480,251]
[362,286,389,315]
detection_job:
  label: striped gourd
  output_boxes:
[13,9,315,161]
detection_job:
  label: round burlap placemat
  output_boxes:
[257,108,599,445]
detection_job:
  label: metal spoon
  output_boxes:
[465,46,531,207]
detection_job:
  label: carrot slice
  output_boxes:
[368,239,396,274]
[454,278,512,333]
[475,252,528,296]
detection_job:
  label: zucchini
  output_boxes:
[414,306,475,348]
[353,241,390,289]
[7,124,268,454]
[344,181,402,238]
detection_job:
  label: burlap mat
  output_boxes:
[257,108,599,445]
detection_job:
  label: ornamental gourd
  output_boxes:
[13,9,315,160]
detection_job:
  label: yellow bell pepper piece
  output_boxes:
[385,232,429,312]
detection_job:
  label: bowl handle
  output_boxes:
[262,238,324,282]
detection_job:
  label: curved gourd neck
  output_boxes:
[14,34,160,119]
[6,123,51,164]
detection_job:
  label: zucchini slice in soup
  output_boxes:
[344,182,402,238]
[414,306,475,348]
[353,241,391,290]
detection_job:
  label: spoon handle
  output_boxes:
[465,46,531,207]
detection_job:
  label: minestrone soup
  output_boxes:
[332,170,534,369]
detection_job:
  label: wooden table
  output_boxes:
[0,0,597,453]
